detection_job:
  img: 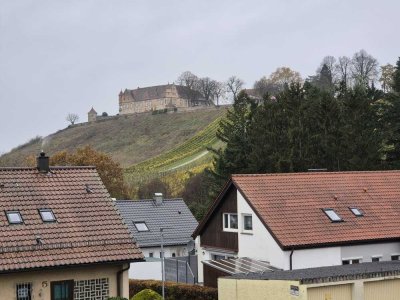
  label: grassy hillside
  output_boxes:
[125,116,224,184]
[0,108,227,168]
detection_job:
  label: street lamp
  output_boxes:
[160,228,165,300]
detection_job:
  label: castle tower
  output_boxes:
[88,107,97,122]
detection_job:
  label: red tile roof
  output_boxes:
[0,167,143,273]
[194,171,400,250]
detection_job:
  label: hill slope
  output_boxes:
[0,108,227,168]
[125,116,224,183]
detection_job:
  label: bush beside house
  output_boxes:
[129,280,218,300]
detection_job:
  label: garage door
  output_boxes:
[365,278,400,300]
[308,284,352,300]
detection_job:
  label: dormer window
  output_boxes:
[322,208,342,222]
[134,222,149,232]
[349,207,364,217]
[39,209,56,222]
[6,211,23,224]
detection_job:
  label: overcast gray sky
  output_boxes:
[0,0,399,154]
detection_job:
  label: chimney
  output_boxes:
[37,152,50,173]
[154,193,163,206]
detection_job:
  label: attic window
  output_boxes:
[134,222,149,232]
[349,207,363,217]
[39,209,56,222]
[323,208,342,222]
[6,211,23,224]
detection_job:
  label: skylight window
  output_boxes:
[134,222,149,232]
[39,209,56,222]
[323,208,342,222]
[349,207,363,217]
[6,211,23,224]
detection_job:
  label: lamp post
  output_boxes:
[160,228,165,300]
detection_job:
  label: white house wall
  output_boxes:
[290,246,341,269]
[140,245,187,258]
[237,191,290,269]
[341,242,400,262]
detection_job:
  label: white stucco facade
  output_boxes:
[140,245,188,258]
[198,188,400,282]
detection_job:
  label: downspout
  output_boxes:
[289,249,294,270]
[117,264,131,297]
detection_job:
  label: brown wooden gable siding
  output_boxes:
[203,264,230,288]
[200,186,238,251]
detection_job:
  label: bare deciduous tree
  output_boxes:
[66,113,79,125]
[213,81,226,106]
[351,50,379,87]
[226,76,244,102]
[176,71,198,90]
[176,71,201,106]
[335,56,352,87]
[197,77,217,105]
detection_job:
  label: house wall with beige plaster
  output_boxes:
[0,263,130,300]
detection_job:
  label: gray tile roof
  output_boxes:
[228,261,400,284]
[115,199,198,248]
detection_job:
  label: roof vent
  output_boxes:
[35,235,43,245]
[37,152,50,173]
[154,193,163,206]
[85,184,93,194]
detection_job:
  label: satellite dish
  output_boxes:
[186,239,195,252]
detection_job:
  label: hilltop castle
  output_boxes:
[118,84,206,115]
[88,84,207,122]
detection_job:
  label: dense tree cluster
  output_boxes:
[210,56,400,191]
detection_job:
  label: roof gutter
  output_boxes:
[117,264,130,297]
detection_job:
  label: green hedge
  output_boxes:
[129,280,218,300]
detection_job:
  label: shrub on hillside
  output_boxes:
[129,280,217,300]
[131,289,162,300]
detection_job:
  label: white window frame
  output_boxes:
[133,221,149,232]
[391,253,400,261]
[241,213,253,234]
[222,213,238,232]
[342,256,362,265]
[371,255,382,262]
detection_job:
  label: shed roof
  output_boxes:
[0,167,143,273]
[228,261,400,284]
[115,199,198,248]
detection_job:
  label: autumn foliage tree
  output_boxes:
[26,146,127,199]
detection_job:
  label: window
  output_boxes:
[134,222,149,232]
[349,207,364,217]
[223,213,238,231]
[322,208,342,222]
[391,255,399,261]
[372,256,381,262]
[149,252,154,258]
[6,211,23,224]
[51,280,74,300]
[172,253,176,257]
[212,254,227,260]
[16,283,32,300]
[39,209,56,222]
[242,214,253,231]
[160,252,164,258]
[342,258,360,265]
